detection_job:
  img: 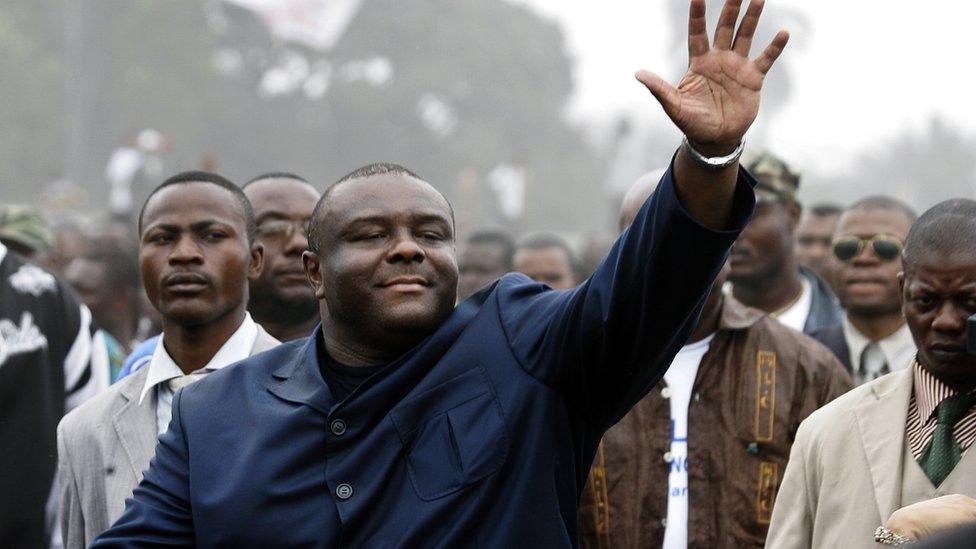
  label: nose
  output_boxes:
[283,224,308,256]
[386,233,425,264]
[931,301,965,333]
[851,242,880,266]
[169,235,204,265]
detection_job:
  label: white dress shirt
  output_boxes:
[139,313,258,434]
[771,276,812,333]
[842,314,915,384]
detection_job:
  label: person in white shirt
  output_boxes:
[55,171,280,548]
[811,196,918,384]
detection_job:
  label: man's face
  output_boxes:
[729,200,798,285]
[902,250,976,385]
[833,209,911,317]
[304,174,458,345]
[513,246,577,290]
[458,243,509,300]
[244,178,320,323]
[796,212,840,281]
[64,257,112,326]
[140,183,262,327]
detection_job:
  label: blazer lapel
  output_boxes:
[853,368,915,522]
[112,367,160,479]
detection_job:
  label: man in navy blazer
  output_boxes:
[94,1,789,546]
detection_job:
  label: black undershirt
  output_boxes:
[317,338,385,401]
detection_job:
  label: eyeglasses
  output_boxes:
[832,234,903,262]
[256,219,309,242]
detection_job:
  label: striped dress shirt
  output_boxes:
[906,360,976,460]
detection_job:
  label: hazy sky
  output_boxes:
[518,0,976,177]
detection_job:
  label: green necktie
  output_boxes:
[920,393,976,486]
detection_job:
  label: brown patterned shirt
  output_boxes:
[906,360,976,460]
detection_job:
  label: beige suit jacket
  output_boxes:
[765,368,976,549]
[56,326,279,549]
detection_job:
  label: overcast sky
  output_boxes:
[517,0,976,177]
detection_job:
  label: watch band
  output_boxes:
[874,526,913,545]
[681,136,745,170]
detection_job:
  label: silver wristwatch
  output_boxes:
[681,136,745,170]
[874,526,913,545]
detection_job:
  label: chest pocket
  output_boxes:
[390,366,509,501]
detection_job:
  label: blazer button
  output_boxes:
[660,387,671,399]
[336,483,354,500]
[331,419,347,436]
[663,451,673,463]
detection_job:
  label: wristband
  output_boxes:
[681,136,745,170]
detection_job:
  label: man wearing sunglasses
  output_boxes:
[768,199,976,548]
[243,173,322,342]
[728,149,842,336]
[811,196,917,385]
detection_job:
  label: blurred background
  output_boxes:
[2,0,975,241]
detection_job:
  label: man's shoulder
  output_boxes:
[59,369,146,438]
[750,313,846,364]
[795,378,875,440]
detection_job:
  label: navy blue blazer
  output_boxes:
[94,166,756,548]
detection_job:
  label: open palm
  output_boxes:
[638,0,789,151]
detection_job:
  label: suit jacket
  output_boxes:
[92,166,757,548]
[809,322,852,373]
[764,368,976,549]
[799,268,842,336]
[56,325,279,549]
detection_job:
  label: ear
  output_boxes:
[303,250,326,299]
[898,270,907,308]
[248,242,264,280]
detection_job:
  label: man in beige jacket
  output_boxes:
[56,172,280,548]
[766,199,976,548]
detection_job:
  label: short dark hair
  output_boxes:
[307,163,450,253]
[514,232,579,273]
[903,198,976,269]
[138,171,256,243]
[243,172,309,187]
[465,229,515,270]
[79,240,140,292]
[847,195,918,225]
[808,202,843,217]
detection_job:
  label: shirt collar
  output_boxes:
[912,360,976,423]
[139,313,258,404]
[843,315,915,374]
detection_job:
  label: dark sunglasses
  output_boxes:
[256,219,310,241]
[832,234,903,262]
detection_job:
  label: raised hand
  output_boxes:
[637,0,789,154]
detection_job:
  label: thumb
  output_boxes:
[635,70,680,118]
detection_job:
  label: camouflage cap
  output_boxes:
[0,205,55,253]
[740,148,800,203]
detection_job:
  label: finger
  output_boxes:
[636,70,681,118]
[753,29,789,75]
[713,0,745,51]
[732,0,765,56]
[688,0,710,59]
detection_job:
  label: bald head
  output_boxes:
[903,198,976,271]
[619,168,666,233]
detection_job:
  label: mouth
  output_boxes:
[845,277,887,287]
[929,342,967,358]
[163,272,209,294]
[379,275,431,293]
[274,267,308,284]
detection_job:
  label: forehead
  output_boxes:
[514,246,572,269]
[244,179,320,218]
[798,212,838,233]
[143,182,246,232]
[837,208,912,238]
[65,257,107,281]
[906,250,976,288]
[324,174,453,226]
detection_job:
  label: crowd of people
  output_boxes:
[1,0,975,547]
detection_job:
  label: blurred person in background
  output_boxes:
[578,170,851,548]
[0,214,101,548]
[0,204,56,264]
[811,196,917,384]
[767,199,976,548]
[728,149,842,335]
[64,242,141,382]
[579,233,616,280]
[243,172,322,341]
[56,171,279,548]
[513,232,579,290]
[457,228,514,300]
[795,202,843,289]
